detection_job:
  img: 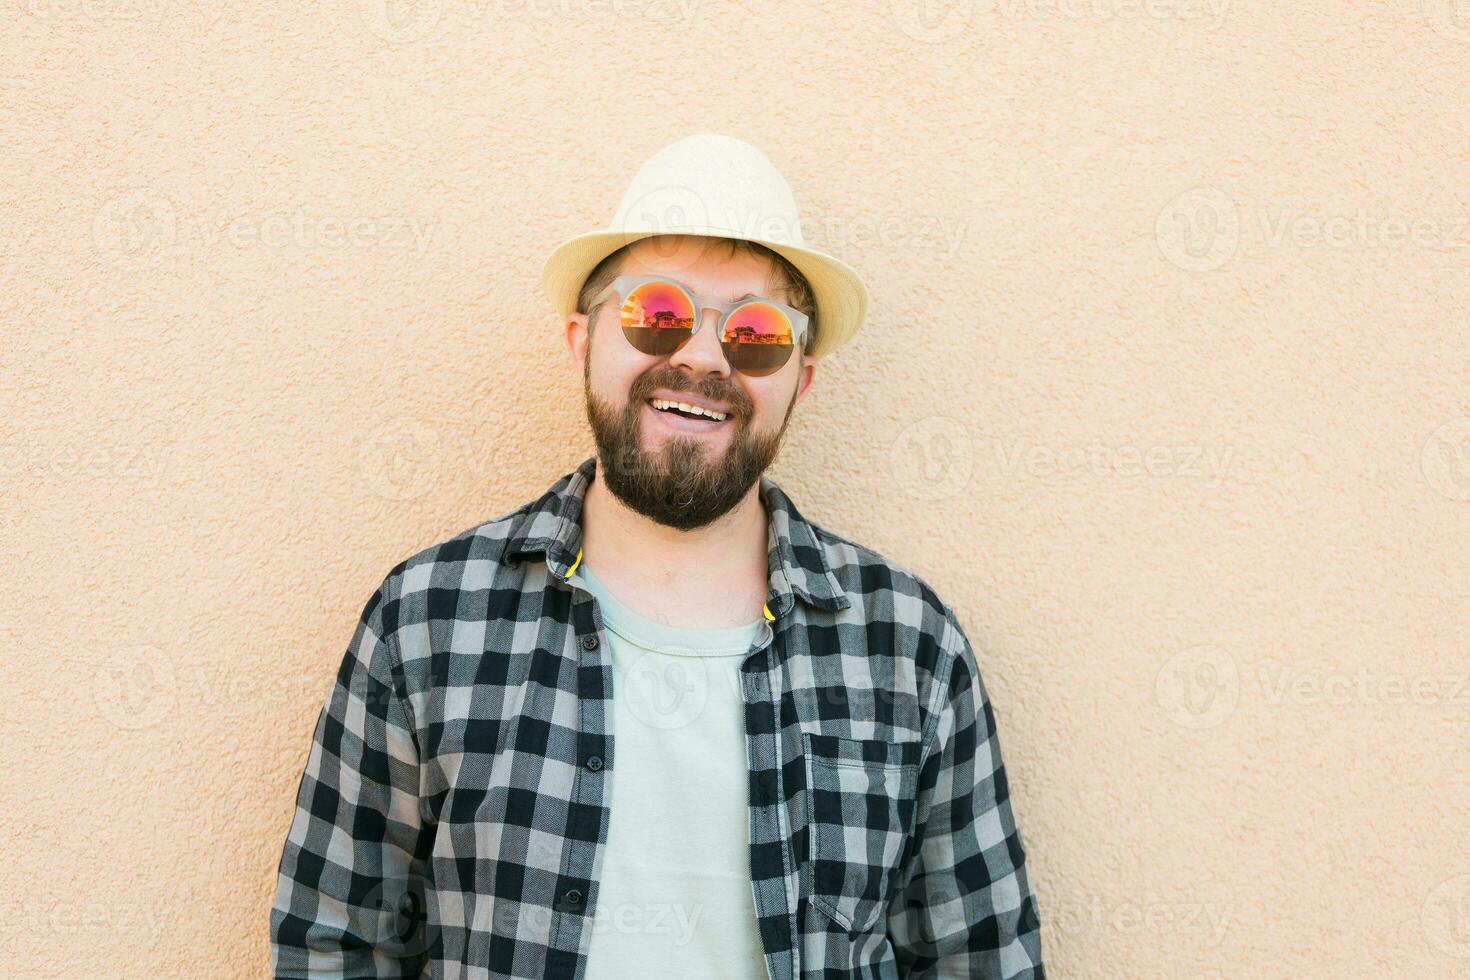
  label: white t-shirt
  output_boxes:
[571,560,771,980]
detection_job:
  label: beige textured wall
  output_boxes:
[5,2,1467,977]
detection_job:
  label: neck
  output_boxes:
[579,466,770,594]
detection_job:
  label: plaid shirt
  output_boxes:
[270,455,1045,979]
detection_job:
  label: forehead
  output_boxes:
[619,235,786,301]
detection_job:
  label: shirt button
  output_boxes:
[580,635,599,651]
[564,888,583,906]
[585,755,603,772]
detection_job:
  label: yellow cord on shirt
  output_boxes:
[566,545,776,621]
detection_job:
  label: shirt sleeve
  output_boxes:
[888,609,1046,979]
[268,576,434,978]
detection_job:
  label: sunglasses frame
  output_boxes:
[589,273,810,374]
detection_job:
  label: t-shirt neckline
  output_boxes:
[572,561,766,657]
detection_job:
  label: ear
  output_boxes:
[566,310,591,370]
[791,353,817,408]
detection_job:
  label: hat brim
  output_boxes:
[540,231,868,362]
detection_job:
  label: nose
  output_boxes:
[666,302,732,378]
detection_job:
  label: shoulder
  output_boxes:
[809,517,957,629]
[365,499,540,649]
[802,516,977,693]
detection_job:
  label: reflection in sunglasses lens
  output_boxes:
[619,280,796,376]
[722,302,794,377]
[621,281,695,355]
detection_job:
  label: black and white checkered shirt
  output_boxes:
[270,455,1045,979]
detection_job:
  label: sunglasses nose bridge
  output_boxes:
[695,300,725,329]
[685,301,732,349]
[682,303,732,360]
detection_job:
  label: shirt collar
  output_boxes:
[491,455,850,616]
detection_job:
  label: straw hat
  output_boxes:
[540,133,869,362]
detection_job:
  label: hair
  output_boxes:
[575,237,818,356]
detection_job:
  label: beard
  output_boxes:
[583,351,796,532]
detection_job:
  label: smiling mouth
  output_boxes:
[645,397,732,423]
[643,398,736,435]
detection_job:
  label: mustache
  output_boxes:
[631,370,750,417]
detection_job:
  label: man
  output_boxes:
[270,133,1045,979]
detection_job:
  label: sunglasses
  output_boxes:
[589,274,810,378]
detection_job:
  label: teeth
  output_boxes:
[651,398,728,422]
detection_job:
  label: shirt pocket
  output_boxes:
[802,731,922,935]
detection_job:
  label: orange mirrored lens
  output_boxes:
[721,303,794,376]
[620,281,695,356]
